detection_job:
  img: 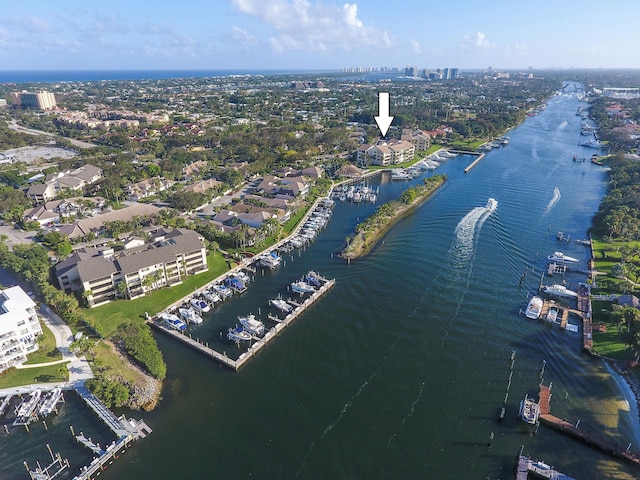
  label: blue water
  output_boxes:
[0,70,338,84]
[2,82,639,479]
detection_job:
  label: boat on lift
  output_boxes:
[227,326,252,342]
[525,296,543,319]
[547,251,579,263]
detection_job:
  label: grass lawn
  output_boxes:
[92,340,146,386]
[84,252,229,338]
[0,364,69,389]
[23,321,62,365]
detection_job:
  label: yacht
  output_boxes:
[162,312,187,331]
[525,296,543,319]
[190,297,211,313]
[519,394,540,425]
[179,307,203,325]
[485,198,498,212]
[581,138,602,148]
[542,284,578,298]
[547,251,579,263]
[269,298,293,313]
[390,168,412,181]
[291,280,315,294]
[238,314,266,336]
[202,289,221,304]
[212,283,233,299]
[227,326,252,342]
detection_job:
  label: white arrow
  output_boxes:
[374,92,394,137]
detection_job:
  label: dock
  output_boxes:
[537,383,640,467]
[24,445,69,480]
[463,152,486,173]
[150,277,335,371]
[515,455,575,480]
[74,431,106,456]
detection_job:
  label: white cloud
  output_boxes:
[230,0,393,53]
[230,26,257,45]
[92,15,129,34]
[460,32,495,52]
[410,39,422,55]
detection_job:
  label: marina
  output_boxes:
[515,455,575,480]
[150,275,335,371]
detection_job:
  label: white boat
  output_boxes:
[16,389,42,418]
[291,280,315,294]
[238,314,265,336]
[546,306,559,323]
[227,326,252,342]
[519,394,540,425]
[212,283,233,298]
[38,388,62,417]
[162,312,188,331]
[581,138,602,148]
[525,296,543,319]
[390,168,412,181]
[190,297,210,313]
[485,198,498,212]
[542,284,578,298]
[270,298,293,313]
[179,307,203,325]
[202,290,221,304]
[547,251,579,263]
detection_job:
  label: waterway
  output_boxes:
[2,82,640,479]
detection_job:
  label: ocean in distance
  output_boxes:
[0,69,339,84]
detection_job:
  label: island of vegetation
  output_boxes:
[340,174,446,260]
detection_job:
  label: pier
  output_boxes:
[463,152,486,173]
[537,383,640,467]
[515,455,575,480]
[150,277,335,371]
[24,445,69,480]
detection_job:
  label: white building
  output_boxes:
[0,286,42,373]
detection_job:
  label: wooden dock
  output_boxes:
[515,455,575,480]
[537,383,640,468]
[150,278,335,371]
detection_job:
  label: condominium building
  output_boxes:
[12,91,57,110]
[356,139,416,167]
[0,286,42,373]
[55,228,208,307]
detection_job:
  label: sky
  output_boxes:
[1,0,639,71]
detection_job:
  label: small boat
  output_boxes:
[525,296,543,319]
[269,298,293,313]
[546,306,559,323]
[16,389,42,418]
[179,307,203,325]
[238,314,265,336]
[202,289,221,304]
[304,272,323,287]
[291,281,315,294]
[224,276,246,292]
[390,168,412,181]
[38,388,62,417]
[227,326,252,342]
[547,251,579,263]
[162,312,188,331]
[542,284,578,298]
[519,394,540,425]
[212,283,233,298]
[190,297,211,313]
[485,198,498,212]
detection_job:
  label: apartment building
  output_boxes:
[0,286,42,373]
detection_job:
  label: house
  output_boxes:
[25,183,56,204]
[335,164,364,178]
[0,286,42,373]
[126,177,174,202]
[55,228,207,307]
[617,295,640,308]
[183,178,223,196]
[23,205,60,226]
[182,160,209,180]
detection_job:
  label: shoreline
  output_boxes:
[340,175,446,260]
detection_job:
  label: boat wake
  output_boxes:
[543,187,561,215]
[387,381,425,447]
[449,204,495,267]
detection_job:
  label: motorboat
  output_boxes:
[542,284,578,298]
[202,289,221,304]
[519,394,540,425]
[269,298,293,313]
[291,281,315,294]
[547,251,579,263]
[179,307,203,325]
[212,283,233,298]
[390,168,412,181]
[227,326,252,342]
[15,389,42,419]
[546,306,559,323]
[304,272,323,287]
[485,198,498,212]
[190,297,211,313]
[38,388,62,417]
[525,296,543,320]
[238,314,265,336]
[224,276,246,292]
[162,312,188,331]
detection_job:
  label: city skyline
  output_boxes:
[1,0,639,71]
